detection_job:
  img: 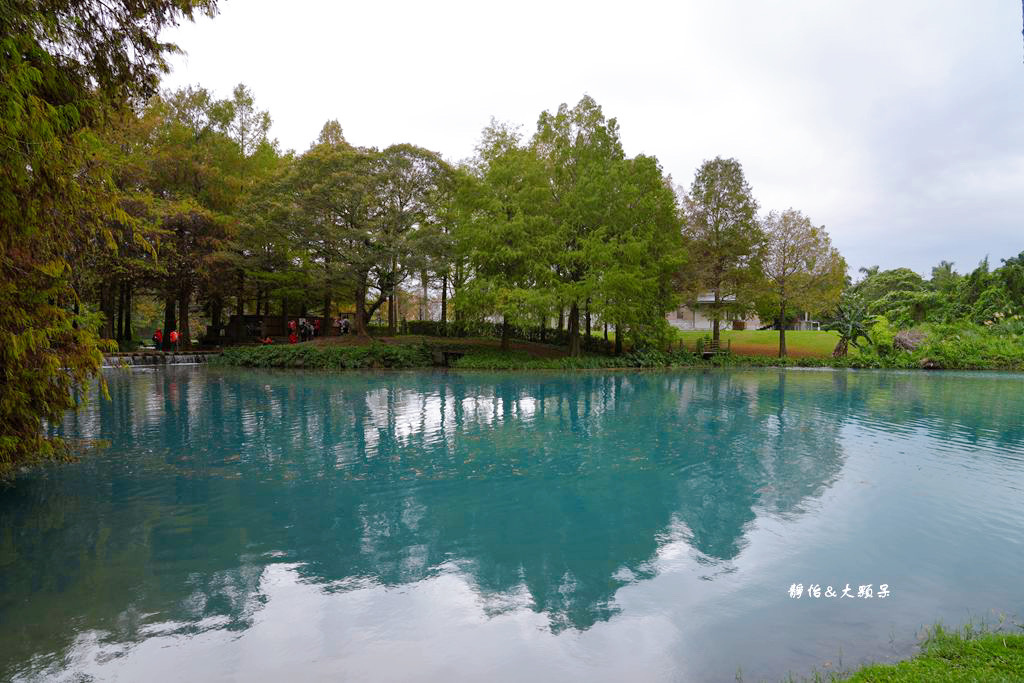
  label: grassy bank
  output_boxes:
[209,323,1024,372]
[215,342,434,369]
[784,623,1024,682]
[674,329,843,357]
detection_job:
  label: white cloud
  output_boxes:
[161,0,1024,276]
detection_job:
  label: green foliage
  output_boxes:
[843,321,1024,371]
[757,209,846,356]
[528,96,685,355]
[929,259,960,294]
[971,286,1014,325]
[843,622,1024,682]
[822,293,873,357]
[0,0,217,475]
[453,122,556,343]
[867,316,898,356]
[680,157,763,341]
[855,267,926,302]
[215,343,433,369]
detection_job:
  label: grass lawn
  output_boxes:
[674,329,842,358]
[306,330,845,359]
[835,624,1024,682]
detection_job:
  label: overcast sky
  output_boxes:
[160,0,1024,278]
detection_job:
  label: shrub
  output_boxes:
[215,343,433,370]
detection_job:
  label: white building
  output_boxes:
[666,293,762,331]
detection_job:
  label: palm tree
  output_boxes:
[824,293,873,357]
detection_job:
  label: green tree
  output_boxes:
[0,0,216,474]
[373,143,451,334]
[681,157,764,343]
[282,123,387,337]
[930,260,959,293]
[587,154,684,352]
[823,292,873,357]
[996,251,1024,311]
[133,87,248,348]
[757,209,846,357]
[533,95,626,356]
[456,122,556,350]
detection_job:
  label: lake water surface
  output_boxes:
[2,367,1024,681]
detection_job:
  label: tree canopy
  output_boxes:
[0,0,218,474]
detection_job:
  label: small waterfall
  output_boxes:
[103,352,217,368]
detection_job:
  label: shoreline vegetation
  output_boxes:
[779,622,1024,682]
[209,328,1024,372]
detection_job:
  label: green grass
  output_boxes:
[773,622,1024,682]
[211,328,1024,372]
[673,329,843,357]
[214,342,433,369]
[842,624,1024,682]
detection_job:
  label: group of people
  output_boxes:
[151,328,180,351]
[287,317,320,344]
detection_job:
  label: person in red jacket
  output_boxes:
[152,329,163,348]
[288,331,298,344]
[169,329,179,352]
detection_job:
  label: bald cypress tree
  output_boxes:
[0,1,217,475]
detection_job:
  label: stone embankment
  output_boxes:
[102,350,220,368]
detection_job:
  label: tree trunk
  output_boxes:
[567,301,581,357]
[236,271,245,317]
[124,282,132,342]
[99,281,116,339]
[452,262,464,324]
[116,281,125,340]
[279,297,287,338]
[322,293,331,338]
[712,289,721,343]
[162,295,176,351]
[558,307,564,333]
[778,302,787,358]
[539,314,546,343]
[440,274,448,336]
[354,280,369,337]
[614,323,623,355]
[178,288,191,348]
[584,299,591,351]
[388,294,396,335]
[501,314,510,351]
[420,271,428,321]
[603,322,608,342]
[210,295,222,338]
[832,338,848,358]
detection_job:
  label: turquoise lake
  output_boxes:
[2,367,1024,681]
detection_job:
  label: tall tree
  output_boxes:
[533,95,624,356]
[586,154,685,351]
[373,144,451,334]
[456,122,556,350]
[285,123,386,337]
[681,157,763,343]
[930,260,958,292]
[758,209,846,357]
[0,0,216,474]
